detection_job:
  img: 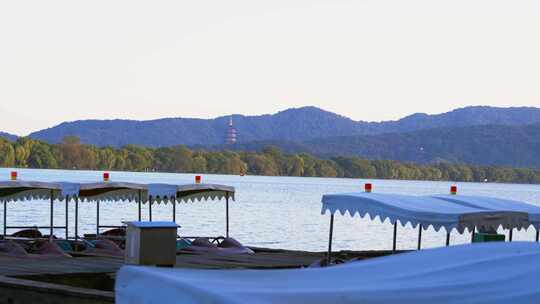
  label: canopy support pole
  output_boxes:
[65,195,69,240]
[417,224,422,250]
[4,201,5,239]
[149,196,153,222]
[3,201,6,237]
[172,197,176,223]
[75,197,79,240]
[446,232,450,246]
[471,227,475,243]
[326,214,334,265]
[536,229,539,242]
[138,190,142,221]
[226,193,230,238]
[96,201,100,236]
[392,222,397,253]
[509,229,513,242]
[49,190,54,241]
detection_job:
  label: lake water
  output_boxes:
[1,168,540,252]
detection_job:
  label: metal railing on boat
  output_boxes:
[3,189,69,239]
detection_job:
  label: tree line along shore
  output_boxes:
[1,136,539,184]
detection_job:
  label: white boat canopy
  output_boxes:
[58,182,147,201]
[2,180,236,239]
[432,194,540,231]
[146,183,235,237]
[55,182,235,204]
[321,192,530,263]
[0,181,61,202]
[1,181,63,238]
[148,183,235,204]
[116,242,540,304]
[322,192,529,233]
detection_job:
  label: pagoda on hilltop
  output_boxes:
[225,116,237,144]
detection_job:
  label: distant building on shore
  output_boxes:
[225,116,237,144]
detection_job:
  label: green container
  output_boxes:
[472,233,506,243]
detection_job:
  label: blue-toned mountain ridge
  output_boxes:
[26,106,540,147]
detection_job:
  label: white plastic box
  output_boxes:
[124,221,179,266]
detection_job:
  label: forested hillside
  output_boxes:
[215,123,540,168]
[1,136,539,184]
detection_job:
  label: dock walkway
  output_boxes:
[0,248,392,304]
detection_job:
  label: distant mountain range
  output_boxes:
[25,106,540,147]
[209,123,540,168]
[2,105,540,168]
[0,131,17,141]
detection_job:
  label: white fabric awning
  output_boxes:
[116,242,540,304]
[1,180,235,205]
[148,183,235,204]
[433,194,540,230]
[322,192,529,233]
[0,181,61,202]
[77,182,147,202]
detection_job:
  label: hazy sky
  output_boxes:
[1,0,539,135]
